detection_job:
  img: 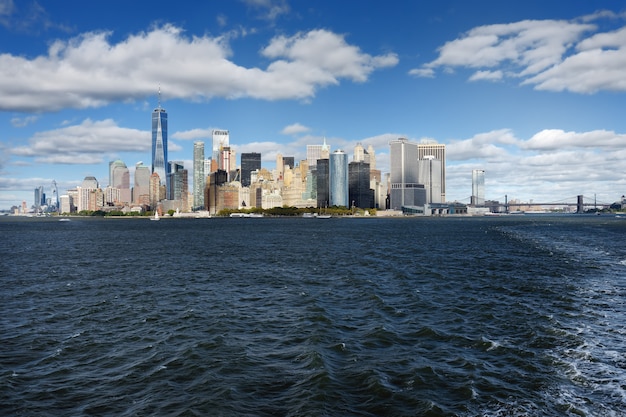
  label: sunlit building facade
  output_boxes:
[109,159,131,204]
[389,138,425,210]
[134,162,151,205]
[418,141,446,202]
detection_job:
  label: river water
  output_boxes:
[1,215,625,416]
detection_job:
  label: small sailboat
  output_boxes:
[317,202,331,219]
[150,211,160,221]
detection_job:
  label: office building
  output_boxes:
[193,141,205,209]
[76,176,101,212]
[152,91,169,193]
[168,161,188,210]
[330,150,348,207]
[34,186,44,209]
[241,152,261,187]
[307,138,330,169]
[212,130,229,166]
[134,162,151,205]
[109,159,131,204]
[472,169,485,206]
[316,159,330,209]
[283,156,295,170]
[418,156,443,204]
[349,161,374,208]
[389,138,425,210]
[418,141,446,202]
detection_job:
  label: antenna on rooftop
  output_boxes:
[157,85,161,109]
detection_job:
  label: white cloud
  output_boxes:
[408,68,434,78]
[280,123,310,135]
[10,118,149,164]
[441,127,626,203]
[411,14,626,94]
[0,25,398,112]
[469,70,503,82]
[172,128,214,141]
[523,129,626,150]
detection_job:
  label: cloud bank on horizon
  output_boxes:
[1,1,626,208]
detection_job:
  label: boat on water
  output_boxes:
[150,212,160,221]
[229,212,249,218]
[302,213,315,218]
[58,218,71,222]
[248,213,264,218]
[316,214,332,219]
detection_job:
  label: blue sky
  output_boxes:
[2,0,626,210]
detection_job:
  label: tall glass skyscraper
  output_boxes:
[472,169,485,206]
[152,92,169,195]
[329,150,348,207]
[316,159,330,208]
[193,141,205,210]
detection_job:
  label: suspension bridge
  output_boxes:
[492,195,613,213]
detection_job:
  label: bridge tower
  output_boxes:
[577,195,584,213]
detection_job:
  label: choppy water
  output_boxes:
[1,214,625,416]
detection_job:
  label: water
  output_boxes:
[1,215,625,416]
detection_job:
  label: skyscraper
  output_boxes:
[349,161,374,208]
[168,161,188,210]
[134,162,151,205]
[109,159,131,203]
[389,138,425,210]
[316,159,330,208]
[418,156,442,204]
[193,141,205,210]
[472,169,485,206]
[307,138,330,169]
[329,150,348,207]
[34,186,44,209]
[418,141,446,202]
[152,90,169,194]
[241,152,261,187]
[212,130,229,166]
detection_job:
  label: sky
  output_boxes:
[1,0,626,210]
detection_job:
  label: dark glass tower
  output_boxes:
[316,159,330,209]
[349,161,374,209]
[151,90,169,195]
[241,152,261,187]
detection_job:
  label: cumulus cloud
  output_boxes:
[440,127,626,203]
[523,129,626,150]
[10,119,150,164]
[410,14,626,94]
[280,122,310,135]
[0,25,398,112]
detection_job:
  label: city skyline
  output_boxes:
[2,0,626,210]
